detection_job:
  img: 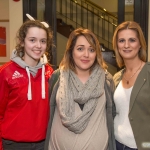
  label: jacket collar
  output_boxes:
[129,63,148,112]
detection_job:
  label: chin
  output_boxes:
[33,54,43,59]
[32,57,41,61]
[81,68,91,71]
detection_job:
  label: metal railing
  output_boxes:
[56,0,118,49]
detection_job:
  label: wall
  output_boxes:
[0,0,9,20]
[57,32,68,66]
[0,0,22,64]
[9,0,23,53]
[148,1,150,61]
[0,0,9,64]
[92,0,118,14]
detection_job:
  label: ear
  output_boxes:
[20,41,24,47]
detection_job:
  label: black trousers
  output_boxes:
[116,140,138,150]
[2,139,45,150]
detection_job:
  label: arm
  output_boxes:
[109,75,116,119]
[105,71,116,118]
[45,69,60,150]
[48,69,60,99]
[105,71,116,150]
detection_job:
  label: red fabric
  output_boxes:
[0,61,53,149]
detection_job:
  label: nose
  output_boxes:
[124,41,129,48]
[84,49,89,57]
[36,41,41,48]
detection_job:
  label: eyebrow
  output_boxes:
[118,37,137,40]
[76,45,84,47]
[76,45,92,47]
[28,37,36,38]
[28,37,47,40]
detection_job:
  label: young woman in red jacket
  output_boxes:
[0,14,53,150]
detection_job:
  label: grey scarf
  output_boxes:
[57,65,105,134]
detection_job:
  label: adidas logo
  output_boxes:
[12,71,23,79]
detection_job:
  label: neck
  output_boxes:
[123,59,143,85]
[23,57,39,67]
[76,69,90,84]
[124,59,142,72]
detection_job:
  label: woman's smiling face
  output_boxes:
[72,35,96,74]
[21,27,47,66]
[117,29,141,60]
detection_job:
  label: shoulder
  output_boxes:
[52,69,60,75]
[50,69,60,81]
[105,70,115,86]
[104,71,115,101]
[45,63,53,71]
[113,69,124,79]
[49,69,60,82]
[104,70,115,90]
[105,70,113,82]
[146,62,150,65]
[0,61,20,81]
[113,69,124,86]
[0,61,16,73]
[45,64,54,77]
[49,69,60,96]
[144,62,150,72]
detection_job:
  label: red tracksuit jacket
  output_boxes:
[0,61,53,150]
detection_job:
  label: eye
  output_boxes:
[129,38,136,42]
[30,39,35,42]
[41,40,47,44]
[89,48,95,52]
[118,39,125,43]
[77,47,83,51]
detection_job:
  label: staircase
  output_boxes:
[57,17,118,68]
[56,0,118,68]
[57,18,74,38]
[56,0,117,49]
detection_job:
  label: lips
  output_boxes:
[81,60,90,63]
[123,50,132,53]
[33,50,42,54]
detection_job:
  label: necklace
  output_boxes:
[123,61,142,84]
